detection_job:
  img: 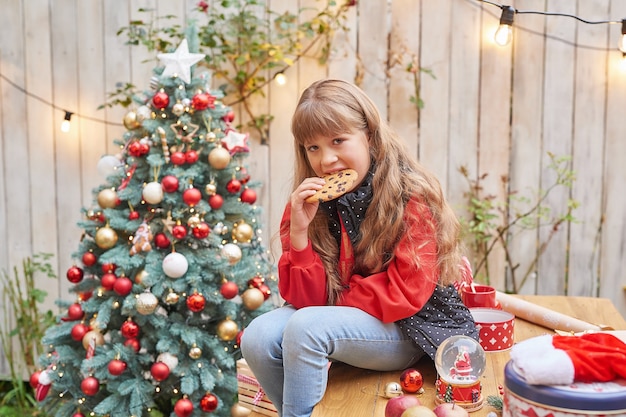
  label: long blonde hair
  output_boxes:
[290,79,463,305]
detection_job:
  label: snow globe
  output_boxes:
[434,335,486,411]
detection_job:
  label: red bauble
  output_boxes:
[128,210,140,220]
[78,290,93,301]
[223,110,235,123]
[240,188,257,204]
[66,266,84,283]
[108,359,127,376]
[71,323,90,341]
[192,222,210,239]
[226,179,242,194]
[208,194,224,210]
[236,330,244,346]
[171,151,186,166]
[200,393,219,412]
[82,252,97,267]
[124,338,141,352]
[152,91,170,109]
[67,303,84,321]
[114,276,133,296]
[192,92,214,111]
[154,233,171,249]
[247,275,265,289]
[185,150,199,164]
[258,284,271,300]
[121,320,140,339]
[128,141,146,157]
[172,224,187,239]
[174,398,194,417]
[183,188,202,206]
[101,272,117,290]
[72,413,85,417]
[81,376,99,396]
[186,293,206,312]
[150,362,170,381]
[220,281,239,299]
[399,368,423,393]
[162,175,180,193]
[29,371,41,389]
[101,263,116,273]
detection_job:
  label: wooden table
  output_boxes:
[248,296,626,417]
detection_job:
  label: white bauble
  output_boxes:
[136,105,152,122]
[221,243,242,265]
[156,352,179,371]
[97,155,121,178]
[162,252,188,278]
[143,181,164,204]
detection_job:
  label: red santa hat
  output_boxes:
[510,332,626,385]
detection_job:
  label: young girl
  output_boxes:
[241,79,477,417]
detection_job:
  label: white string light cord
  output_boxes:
[475,0,626,50]
[1,0,626,130]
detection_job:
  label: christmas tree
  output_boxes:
[34,32,277,417]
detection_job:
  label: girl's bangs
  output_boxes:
[293,101,352,145]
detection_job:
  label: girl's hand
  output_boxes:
[289,177,325,250]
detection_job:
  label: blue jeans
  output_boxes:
[241,305,423,417]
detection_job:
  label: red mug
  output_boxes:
[461,284,497,308]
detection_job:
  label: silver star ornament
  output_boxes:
[157,39,205,84]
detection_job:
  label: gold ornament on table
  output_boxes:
[97,188,118,209]
[136,292,159,315]
[216,318,239,341]
[241,288,265,310]
[189,344,202,359]
[232,221,254,243]
[231,402,252,417]
[208,145,231,169]
[95,225,118,249]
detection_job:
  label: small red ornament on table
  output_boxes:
[400,368,424,393]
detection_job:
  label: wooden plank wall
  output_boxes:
[1,0,626,374]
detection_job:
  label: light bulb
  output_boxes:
[274,72,287,86]
[494,6,515,47]
[494,25,513,46]
[61,111,73,133]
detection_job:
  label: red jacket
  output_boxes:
[277,198,439,323]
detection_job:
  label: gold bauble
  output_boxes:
[241,288,265,310]
[136,292,159,315]
[187,215,201,227]
[208,146,231,170]
[216,318,239,341]
[82,329,105,350]
[205,183,217,196]
[189,345,202,359]
[232,222,254,243]
[135,269,149,285]
[165,291,180,305]
[95,226,118,249]
[231,403,252,417]
[123,110,142,130]
[97,188,118,209]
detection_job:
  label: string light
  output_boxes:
[478,0,624,52]
[494,6,515,46]
[61,111,73,133]
[273,71,287,86]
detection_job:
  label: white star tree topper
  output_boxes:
[157,39,205,84]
